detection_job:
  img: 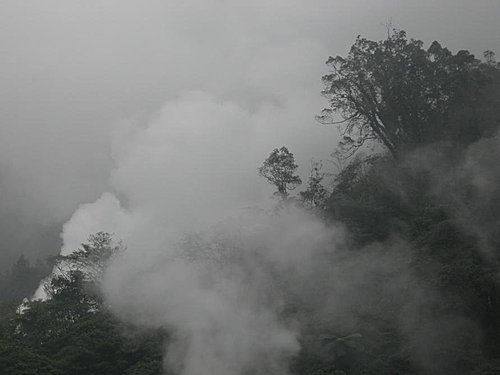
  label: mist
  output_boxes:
[2,1,500,374]
[2,0,500,267]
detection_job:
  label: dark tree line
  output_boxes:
[0,255,50,303]
[0,235,165,375]
[259,29,500,374]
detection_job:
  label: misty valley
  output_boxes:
[1,3,500,375]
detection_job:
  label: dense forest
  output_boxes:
[1,30,500,374]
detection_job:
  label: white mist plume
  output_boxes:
[51,5,341,367]
[56,84,340,372]
[102,209,343,375]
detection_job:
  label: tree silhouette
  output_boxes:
[259,147,302,200]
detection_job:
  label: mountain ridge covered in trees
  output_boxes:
[1,30,500,374]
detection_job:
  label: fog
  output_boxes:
[3,1,500,373]
[1,0,500,268]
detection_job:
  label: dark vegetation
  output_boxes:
[0,234,165,375]
[0,255,51,303]
[1,29,500,374]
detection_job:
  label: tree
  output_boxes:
[300,161,329,209]
[319,29,491,159]
[31,232,122,303]
[0,255,48,302]
[259,147,302,200]
[54,232,121,284]
[484,50,496,66]
[6,270,164,375]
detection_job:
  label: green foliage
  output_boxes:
[319,29,493,158]
[300,161,329,210]
[315,35,500,367]
[0,341,59,375]
[0,235,164,375]
[259,146,302,200]
[0,255,50,302]
[328,155,411,244]
[53,232,122,285]
[318,146,500,373]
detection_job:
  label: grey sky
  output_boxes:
[1,0,500,267]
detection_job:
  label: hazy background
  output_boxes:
[1,0,500,269]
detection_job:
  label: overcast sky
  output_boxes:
[1,0,500,268]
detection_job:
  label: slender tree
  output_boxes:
[259,147,302,201]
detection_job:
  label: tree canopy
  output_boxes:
[0,234,164,375]
[52,232,122,286]
[259,146,302,200]
[319,29,494,158]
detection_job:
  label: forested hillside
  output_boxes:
[1,30,500,375]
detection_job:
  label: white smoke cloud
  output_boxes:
[102,208,346,374]
[60,192,134,256]
[52,35,340,370]
[55,82,338,372]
